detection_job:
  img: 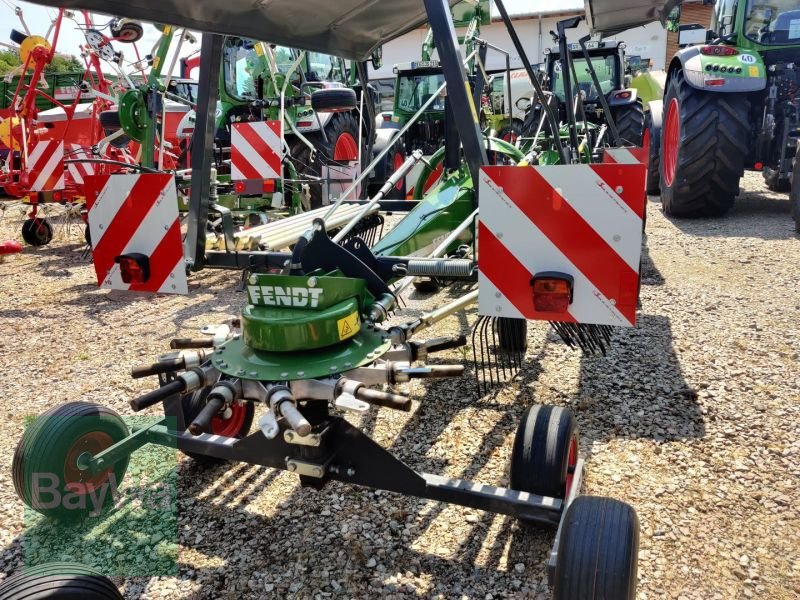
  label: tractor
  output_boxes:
[646,0,800,228]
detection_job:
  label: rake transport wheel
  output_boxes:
[763,168,790,193]
[613,99,646,147]
[510,405,578,501]
[0,562,123,600]
[21,218,52,247]
[181,388,254,465]
[12,402,130,522]
[660,69,750,217]
[551,496,640,600]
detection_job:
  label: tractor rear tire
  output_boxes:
[292,112,363,210]
[763,168,790,192]
[12,402,130,522]
[181,388,254,465]
[660,69,749,217]
[790,149,800,232]
[510,405,578,500]
[551,496,639,600]
[21,218,52,246]
[0,562,123,600]
[644,110,661,195]
[613,100,646,147]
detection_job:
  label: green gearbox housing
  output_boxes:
[242,270,369,352]
[210,270,392,382]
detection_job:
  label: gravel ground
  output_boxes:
[0,171,799,599]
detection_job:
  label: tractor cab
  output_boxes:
[389,61,447,156]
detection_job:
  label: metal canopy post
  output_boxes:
[185,34,223,271]
[422,0,487,189]
[494,0,568,164]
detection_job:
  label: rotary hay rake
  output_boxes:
[4,0,654,598]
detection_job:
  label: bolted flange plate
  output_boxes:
[211,327,391,381]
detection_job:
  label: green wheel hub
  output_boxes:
[118,89,149,142]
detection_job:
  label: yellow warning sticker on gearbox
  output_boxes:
[337,311,360,341]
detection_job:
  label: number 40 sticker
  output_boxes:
[738,54,757,64]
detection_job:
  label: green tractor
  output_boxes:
[213,38,379,210]
[542,40,648,148]
[647,0,800,227]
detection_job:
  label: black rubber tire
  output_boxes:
[0,562,123,599]
[790,149,800,233]
[510,405,577,499]
[292,112,363,210]
[311,88,357,113]
[613,100,646,147]
[98,111,130,148]
[497,317,528,353]
[21,219,52,246]
[12,402,130,522]
[180,388,254,465]
[497,122,522,145]
[660,69,750,217]
[644,110,661,195]
[763,168,791,193]
[551,496,640,600]
[412,278,440,294]
[111,20,144,43]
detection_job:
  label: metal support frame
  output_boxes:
[87,397,565,525]
[422,0,488,188]
[557,18,582,162]
[186,34,223,271]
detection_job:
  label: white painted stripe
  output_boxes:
[252,120,282,155]
[532,165,641,272]
[477,274,525,319]
[88,174,140,246]
[31,142,64,191]
[231,125,280,180]
[26,141,48,168]
[67,164,84,185]
[605,148,639,164]
[480,174,631,326]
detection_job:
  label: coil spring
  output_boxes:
[405,258,474,278]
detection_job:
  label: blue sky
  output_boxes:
[0,1,201,74]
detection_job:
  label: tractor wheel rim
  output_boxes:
[564,435,579,498]
[63,431,115,495]
[502,130,519,144]
[392,152,405,191]
[210,402,247,437]
[333,132,358,162]
[663,97,680,187]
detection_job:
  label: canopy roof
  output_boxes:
[29,0,460,61]
[584,0,679,36]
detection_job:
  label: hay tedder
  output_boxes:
[7,0,653,598]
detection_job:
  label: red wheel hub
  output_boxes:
[333,132,358,162]
[63,431,115,495]
[502,130,519,144]
[565,435,579,498]
[643,126,651,154]
[210,402,247,437]
[663,97,680,187]
[423,162,444,193]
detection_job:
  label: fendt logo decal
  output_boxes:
[248,286,324,308]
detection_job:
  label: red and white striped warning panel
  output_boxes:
[478,163,646,327]
[85,173,188,294]
[230,120,281,181]
[65,144,95,185]
[26,140,64,191]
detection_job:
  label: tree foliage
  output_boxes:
[0,49,83,76]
